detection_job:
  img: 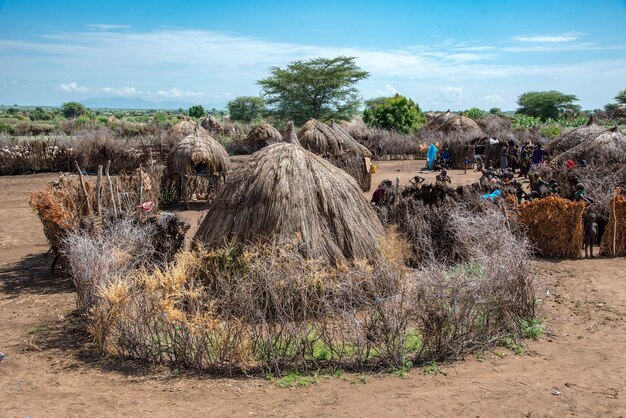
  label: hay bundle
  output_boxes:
[516,197,585,258]
[427,110,457,130]
[601,189,626,256]
[166,120,207,144]
[200,115,223,132]
[477,115,512,138]
[552,127,626,167]
[243,123,283,152]
[195,142,384,265]
[298,119,373,191]
[546,117,605,156]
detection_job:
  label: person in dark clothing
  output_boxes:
[532,145,544,165]
[584,213,598,258]
[371,181,389,205]
[409,174,426,186]
[440,147,452,168]
[515,182,529,204]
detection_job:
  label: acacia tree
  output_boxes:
[516,90,580,121]
[615,89,626,105]
[258,56,369,125]
[61,101,87,118]
[227,96,266,122]
[188,105,205,118]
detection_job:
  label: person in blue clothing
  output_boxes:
[440,146,452,169]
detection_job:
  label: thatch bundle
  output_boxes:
[552,127,626,167]
[200,115,223,132]
[515,197,585,258]
[438,116,485,140]
[243,123,283,152]
[546,117,605,156]
[166,120,206,144]
[167,132,230,177]
[298,119,373,191]
[477,115,512,138]
[195,142,384,265]
[601,189,626,256]
[441,135,477,168]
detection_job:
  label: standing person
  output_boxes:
[500,144,509,174]
[371,181,389,205]
[515,182,529,204]
[441,147,452,169]
[435,170,452,187]
[584,213,598,258]
[532,144,544,166]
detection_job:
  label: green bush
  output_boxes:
[463,107,486,120]
[540,126,561,138]
[512,114,541,129]
[363,94,426,134]
[188,105,205,119]
[61,101,87,119]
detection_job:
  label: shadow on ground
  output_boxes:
[0,252,72,296]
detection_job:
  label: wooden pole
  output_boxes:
[74,161,92,215]
[138,164,144,206]
[613,193,617,257]
[95,165,103,216]
[105,160,117,216]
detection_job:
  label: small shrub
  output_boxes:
[521,319,544,340]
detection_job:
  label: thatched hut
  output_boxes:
[166,120,206,144]
[297,119,373,191]
[477,114,512,138]
[546,117,605,156]
[439,115,485,140]
[195,142,383,265]
[166,129,230,207]
[243,123,283,152]
[552,127,626,167]
[427,110,457,130]
[200,115,223,132]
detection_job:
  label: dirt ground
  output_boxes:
[1,162,625,417]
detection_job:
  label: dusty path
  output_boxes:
[1,166,625,417]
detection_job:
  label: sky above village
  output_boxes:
[0,0,625,110]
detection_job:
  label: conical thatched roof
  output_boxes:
[285,121,300,145]
[438,115,485,140]
[297,119,372,158]
[195,142,383,265]
[427,110,457,130]
[200,115,223,132]
[552,127,626,166]
[244,123,283,152]
[547,118,607,156]
[167,131,230,176]
[476,114,512,137]
[167,120,207,143]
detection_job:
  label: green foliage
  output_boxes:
[404,329,422,353]
[489,107,502,115]
[521,319,545,340]
[227,96,266,122]
[422,361,440,374]
[498,336,524,355]
[362,94,426,133]
[463,107,486,120]
[540,125,561,138]
[152,112,170,126]
[188,105,205,119]
[29,107,53,121]
[0,122,15,134]
[274,371,318,388]
[516,90,580,121]
[258,56,369,125]
[604,103,620,113]
[512,114,541,129]
[61,101,87,119]
[615,89,626,105]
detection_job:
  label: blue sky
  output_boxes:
[0,0,625,110]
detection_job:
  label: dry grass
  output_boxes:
[601,189,626,256]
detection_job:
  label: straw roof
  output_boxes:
[552,127,626,166]
[427,110,457,130]
[195,142,383,265]
[167,131,230,176]
[297,119,372,158]
[200,115,223,132]
[546,117,606,156]
[438,115,485,140]
[167,120,207,144]
[244,123,283,152]
[285,121,300,145]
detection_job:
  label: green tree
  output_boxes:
[29,107,53,121]
[604,103,620,113]
[489,107,502,115]
[362,94,426,133]
[227,96,266,122]
[258,56,369,125]
[188,105,205,119]
[516,90,580,121]
[463,107,486,120]
[61,101,87,118]
[615,89,626,105]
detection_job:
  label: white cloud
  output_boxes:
[438,87,464,103]
[156,88,204,99]
[86,24,130,31]
[512,32,584,43]
[57,82,89,92]
[101,86,139,96]
[482,94,505,105]
[375,83,398,96]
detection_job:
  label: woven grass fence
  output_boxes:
[516,197,585,258]
[601,189,626,256]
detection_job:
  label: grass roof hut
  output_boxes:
[243,123,283,152]
[435,116,486,168]
[297,119,373,192]
[200,115,223,133]
[166,120,206,145]
[439,115,485,140]
[195,142,383,265]
[546,117,606,157]
[427,110,457,130]
[552,127,626,167]
[166,128,230,208]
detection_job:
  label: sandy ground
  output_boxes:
[1,162,625,417]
